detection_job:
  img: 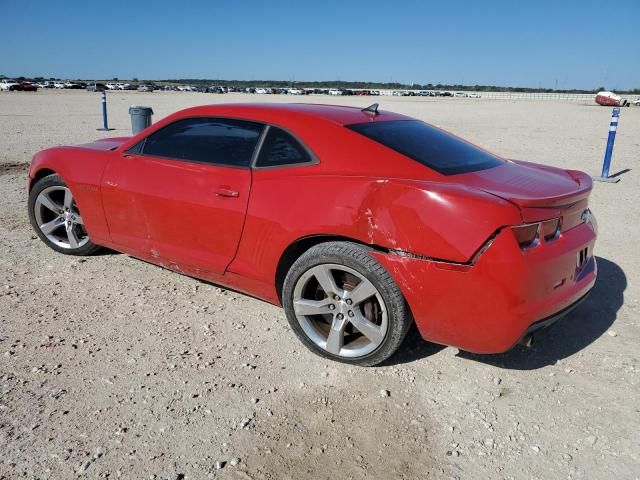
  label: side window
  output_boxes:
[141,118,264,167]
[255,126,313,168]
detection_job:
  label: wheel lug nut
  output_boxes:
[346,299,353,305]
[329,304,335,310]
[348,311,354,317]
[333,295,340,301]
[337,313,344,320]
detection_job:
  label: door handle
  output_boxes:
[214,188,240,198]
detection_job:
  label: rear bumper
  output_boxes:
[522,289,590,337]
[373,217,597,354]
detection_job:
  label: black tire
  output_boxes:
[28,173,101,256]
[282,241,412,366]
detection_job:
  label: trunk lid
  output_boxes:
[455,160,592,224]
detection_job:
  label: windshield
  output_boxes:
[347,120,503,175]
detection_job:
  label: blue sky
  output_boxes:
[1,0,638,89]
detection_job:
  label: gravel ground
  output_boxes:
[0,90,639,479]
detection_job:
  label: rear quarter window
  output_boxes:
[346,120,502,175]
[255,126,314,168]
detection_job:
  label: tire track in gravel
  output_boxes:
[0,162,29,176]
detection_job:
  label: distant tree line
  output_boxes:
[1,74,638,94]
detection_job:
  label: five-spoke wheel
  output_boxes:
[28,174,100,255]
[293,264,388,358]
[283,242,412,366]
[34,185,88,249]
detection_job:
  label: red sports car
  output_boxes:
[27,103,597,366]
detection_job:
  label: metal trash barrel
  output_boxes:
[128,105,153,134]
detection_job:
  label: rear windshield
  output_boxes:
[346,120,502,175]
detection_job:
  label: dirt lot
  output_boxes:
[1,90,638,479]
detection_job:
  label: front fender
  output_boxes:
[28,146,112,243]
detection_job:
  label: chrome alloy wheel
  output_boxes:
[292,264,388,358]
[34,186,89,249]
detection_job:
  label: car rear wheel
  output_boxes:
[282,241,412,366]
[28,174,101,256]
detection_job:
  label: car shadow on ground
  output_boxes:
[93,247,120,256]
[385,256,625,369]
[381,325,447,366]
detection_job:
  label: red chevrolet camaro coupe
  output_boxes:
[27,103,597,366]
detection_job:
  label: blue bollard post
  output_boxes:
[593,107,621,183]
[97,90,114,131]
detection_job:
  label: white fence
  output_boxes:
[376,89,640,103]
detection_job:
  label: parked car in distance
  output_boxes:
[10,81,38,92]
[288,88,304,95]
[328,89,342,95]
[86,83,108,92]
[0,79,19,91]
[467,92,481,98]
[595,91,629,107]
[64,82,86,89]
[207,86,226,93]
[27,103,598,366]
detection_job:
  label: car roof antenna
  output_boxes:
[362,103,380,116]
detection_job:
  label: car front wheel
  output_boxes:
[282,241,412,366]
[28,174,101,256]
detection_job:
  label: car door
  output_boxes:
[101,117,265,275]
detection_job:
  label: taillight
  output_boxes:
[512,223,539,249]
[541,218,561,241]
[511,218,561,250]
